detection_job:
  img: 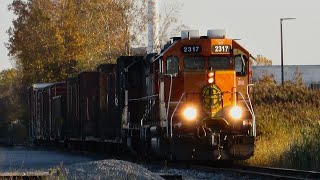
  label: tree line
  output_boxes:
[0,0,186,139]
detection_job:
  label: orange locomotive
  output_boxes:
[29,29,255,162]
[151,29,255,160]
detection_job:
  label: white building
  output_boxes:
[251,65,320,86]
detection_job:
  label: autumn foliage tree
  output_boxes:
[251,55,272,66]
[7,0,147,86]
[3,0,184,136]
[4,0,148,135]
[0,68,25,138]
[0,69,21,126]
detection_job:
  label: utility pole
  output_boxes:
[280,18,296,86]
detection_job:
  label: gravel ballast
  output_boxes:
[66,159,164,180]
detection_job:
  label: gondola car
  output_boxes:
[28,82,65,142]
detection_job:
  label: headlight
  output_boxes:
[183,107,197,121]
[230,106,242,120]
[208,77,214,84]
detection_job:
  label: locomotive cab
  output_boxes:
[154,30,255,161]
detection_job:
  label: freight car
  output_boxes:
[28,30,255,161]
[28,82,66,141]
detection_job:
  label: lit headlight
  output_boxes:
[183,107,197,121]
[230,106,242,120]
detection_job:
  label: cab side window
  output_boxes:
[166,56,179,76]
[235,55,247,76]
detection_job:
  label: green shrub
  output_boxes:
[246,74,320,170]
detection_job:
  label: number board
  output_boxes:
[181,45,202,53]
[212,45,231,53]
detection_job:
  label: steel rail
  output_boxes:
[0,172,50,179]
[192,165,320,180]
[159,174,183,180]
[237,165,320,179]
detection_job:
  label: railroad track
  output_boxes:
[192,165,320,179]
[0,172,50,180]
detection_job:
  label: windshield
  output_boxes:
[235,55,247,75]
[208,56,233,70]
[166,56,179,75]
[184,57,205,70]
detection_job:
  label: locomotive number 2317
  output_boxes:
[181,45,202,53]
[212,45,231,53]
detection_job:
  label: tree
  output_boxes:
[158,1,188,48]
[0,69,23,127]
[5,0,150,138]
[4,0,185,141]
[7,0,186,83]
[7,0,77,84]
[251,55,272,66]
[293,67,304,87]
[7,0,148,86]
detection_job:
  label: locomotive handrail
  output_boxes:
[246,84,255,115]
[165,74,173,137]
[124,61,138,72]
[247,84,256,136]
[237,93,254,115]
[128,94,159,102]
[127,94,159,129]
[140,96,157,126]
[170,93,186,138]
[237,91,256,137]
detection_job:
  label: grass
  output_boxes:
[49,162,67,179]
[245,74,320,171]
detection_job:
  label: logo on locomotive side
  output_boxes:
[202,84,222,112]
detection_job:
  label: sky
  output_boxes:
[1,0,320,70]
[0,0,15,70]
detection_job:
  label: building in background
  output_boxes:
[252,65,320,87]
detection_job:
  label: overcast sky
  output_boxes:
[0,0,15,70]
[1,0,320,70]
